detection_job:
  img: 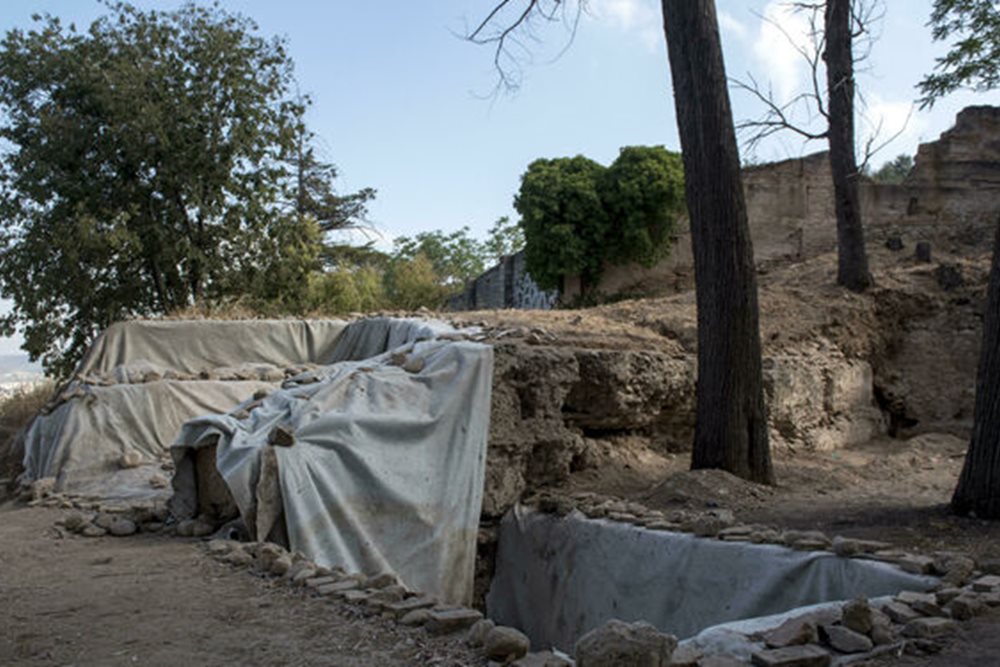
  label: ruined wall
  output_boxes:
[447,250,557,311]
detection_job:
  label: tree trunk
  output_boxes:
[825,0,872,292]
[952,216,1000,518]
[661,0,774,484]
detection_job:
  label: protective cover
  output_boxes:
[172,319,493,605]
[22,380,275,498]
[76,319,348,378]
[487,506,936,651]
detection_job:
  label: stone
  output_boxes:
[224,550,254,567]
[270,555,292,576]
[109,518,137,536]
[402,356,425,373]
[511,651,573,667]
[317,579,360,596]
[143,521,164,532]
[879,601,920,624]
[63,512,89,533]
[190,520,215,538]
[304,576,338,590]
[915,241,932,263]
[946,595,986,620]
[291,568,317,586]
[934,587,964,606]
[80,524,107,537]
[763,618,819,649]
[93,513,116,530]
[149,473,169,489]
[718,525,754,541]
[841,598,873,635]
[399,608,433,626]
[935,263,964,291]
[971,575,1000,592]
[898,555,936,575]
[268,424,296,447]
[175,519,196,537]
[885,236,904,251]
[339,589,372,604]
[870,621,895,646]
[365,572,400,590]
[667,644,702,667]
[465,618,495,648]
[942,558,976,586]
[384,595,436,619]
[206,539,235,556]
[901,617,958,639]
[574,619,676,667]
[29,477,56,500]
[119,450,143,469]
[896,591,945,617]
[979,558,1000,575]
[750,645,831,667]
[484,626,531,662]
[781,531,831,550]
[425,607,484,635]
[820,625,872,654]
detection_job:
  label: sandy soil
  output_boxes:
[0,504,484,667]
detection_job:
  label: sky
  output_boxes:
[0,0,993,358]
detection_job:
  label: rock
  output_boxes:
[317,580,360,596]
[512,651,573,667]
[885,236,904,251]
[291,567,317,586]
[971,574,1000,592]
[465,619,496,648]
[304,576,338,590]
[224,550,254,567]
[108,518,137,536]
[574,619,676,667]
[896,591,945,617]
[935,587,964,606]
[915,241,932,263]
[898,555,936,575]
[149,473,169,489]
[870,620,895,646]
[820,625,872,654]
[763,618,819,649]
[268,424,296,447]
[80,524,107,537]
[270,555,292,576]
[979,558,1000,575]
[484,626,531,662]
[942,558,976,586]
[29,477,56,500]
[425,607,484,635]
[402,356,425,373]
[93,513,116,530]
[63,512,89,533]
[946,595,986,620]
[841,598,873,635]
[339,589,372,604]
[385,595,436,619]
[667,644,702,667]
[935,263,964,291]
[176,519,196,537]
[399,608,433,626]
[901,617,958,638]
[750,645,831,667]
[880,601,920,624]
[781,530,831,550]
[143,521,164,532]
[120,450,143,469]
[718,525,754,541]
[206,539,235,556]
[365,572,400,590]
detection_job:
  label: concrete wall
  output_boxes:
[447,250,558,311]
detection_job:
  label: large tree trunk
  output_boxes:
[952,216,1000,518]
[661,0,774,484]
[825,0,872,292]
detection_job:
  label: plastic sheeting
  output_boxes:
[172,320,493,605]
[22,380,275,498]
[76,319,349,377]
[487,506,937,652]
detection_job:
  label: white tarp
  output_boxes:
[487,506,937,652]
[171,319,493,605]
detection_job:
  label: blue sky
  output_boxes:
[0,0,992,357]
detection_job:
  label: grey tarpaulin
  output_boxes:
[172,320,493,605]
[486,506,937,651]
[76,319,348,377]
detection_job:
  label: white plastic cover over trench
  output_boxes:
[171,318,494,606]
[487,506,937,653]
[22,319,354,496]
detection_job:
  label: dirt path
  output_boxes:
[0,504,482,667]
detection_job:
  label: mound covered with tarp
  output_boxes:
[170,318,493,605]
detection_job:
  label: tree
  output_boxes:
[918,0,1000,106]
[514,147,684,293]
[870,154,914,184]
[483,216,525,264]
[920,0,1000,518]
[0,3,339,377]
[735,0,878,293]
[661,0,774,484]
[469,1,773,483]
[391,227,488,286]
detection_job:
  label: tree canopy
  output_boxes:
[919,0,1000,106]
[515,146,685,292]
[0,3,368,377]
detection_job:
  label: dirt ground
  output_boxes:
[0,504,484,667]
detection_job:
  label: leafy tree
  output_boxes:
[919,0,1000,106]
[483,216,525,264]
[384,253,451,310]
[515,155,608,292]
[870,154,914,184]
[514,147,684,293]
[0,3,332,377]
[391,227,487,285]
[599,145,685,268]
[920,0,1000,519]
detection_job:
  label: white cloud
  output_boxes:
[718,10,748,40]
[751,1,816,103]
[588,0,662,53]
[860,92,926,162]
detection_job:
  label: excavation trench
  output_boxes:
[484,506,936,653]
